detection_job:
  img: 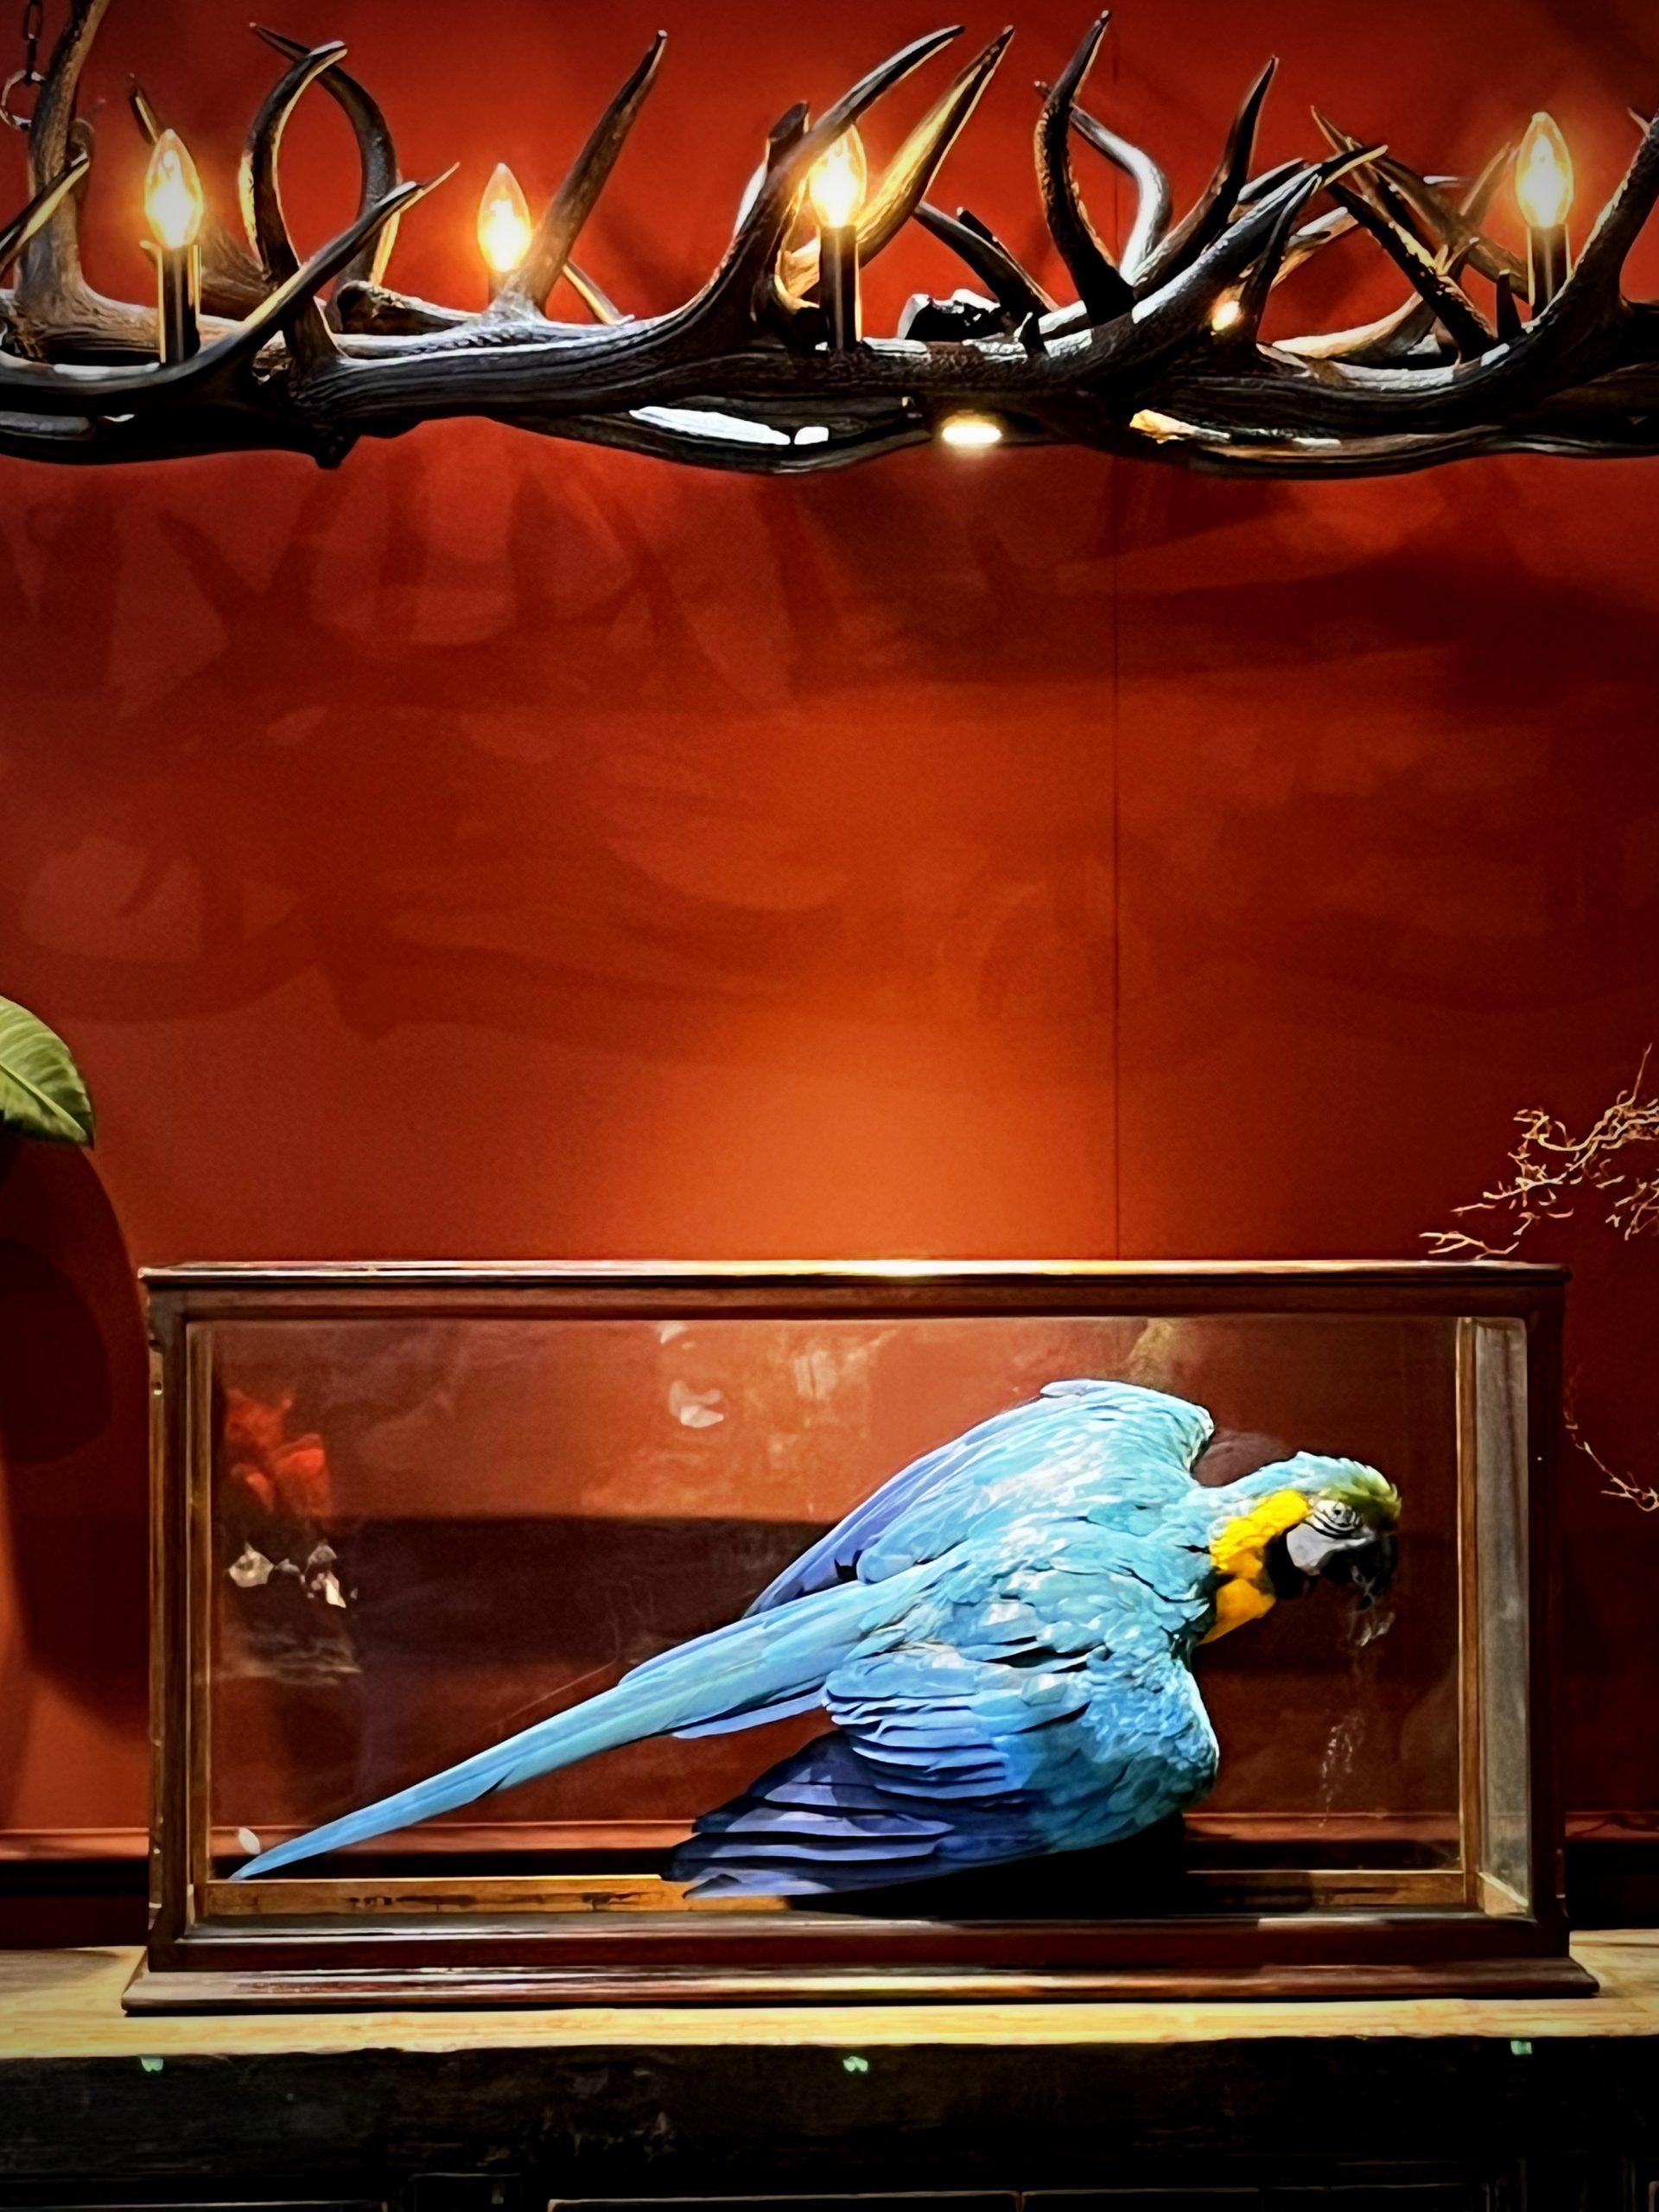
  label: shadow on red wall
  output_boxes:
[0,1141,148,1872]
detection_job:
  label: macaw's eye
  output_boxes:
[1311,1501,1363,1537]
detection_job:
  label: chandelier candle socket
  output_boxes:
[141,125,202,364]
[476,162,532,293]
[1516,111,1573,308]
[807,126,867,349]
[3,2,1659,475]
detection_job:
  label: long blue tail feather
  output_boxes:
[232,1571,909,1880]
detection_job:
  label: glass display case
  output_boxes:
[129,1261,1586,2010]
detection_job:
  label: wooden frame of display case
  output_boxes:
[129,1260,1591,2012]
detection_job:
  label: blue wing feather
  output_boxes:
[635,1379,1210,1743]
[741,1381,1211,1616]
[672,1550,1219,1897]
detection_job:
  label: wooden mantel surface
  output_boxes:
[4,1936,1659,2059]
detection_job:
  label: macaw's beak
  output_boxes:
[1285,1523,1399,1609]
[1327,1532,1397,1609]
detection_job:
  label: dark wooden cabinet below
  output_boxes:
[5,1941,1659,2212]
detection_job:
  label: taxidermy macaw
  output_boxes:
[232,1381,1400,1893]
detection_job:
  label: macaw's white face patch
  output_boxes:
[1203,1489,1312,1643]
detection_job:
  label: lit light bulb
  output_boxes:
[143,128,204,252]
[1211,296,1243,334]
[477,162,533,279]
[1516,112,1573,232]
[807,129,868,232]
[938,411,1004,451]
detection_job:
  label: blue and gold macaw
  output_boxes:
[232,1380,1400,1892]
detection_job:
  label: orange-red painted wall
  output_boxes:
[3,0,1659,1854]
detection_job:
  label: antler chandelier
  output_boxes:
[3,0,1658,478]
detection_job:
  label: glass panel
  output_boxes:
[1467,1317,1532,1910]
[203,1310,1463,1911]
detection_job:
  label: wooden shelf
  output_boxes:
[3,1934,1656,2061]
[9,1941,1659,2200]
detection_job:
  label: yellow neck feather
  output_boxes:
[1202,1489,1312,1643]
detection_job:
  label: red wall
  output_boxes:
[3,0,1659,1855]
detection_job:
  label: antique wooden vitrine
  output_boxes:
[130,1259,1586,2010]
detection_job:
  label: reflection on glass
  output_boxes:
[208,1313,1466,1912]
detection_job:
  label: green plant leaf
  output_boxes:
[0,993,95,1145]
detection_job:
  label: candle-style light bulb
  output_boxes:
[807,128,868,232]
[1516,112,1573,231]
[477,162,533,286]
[808,129,867,350]
[143,128,204,365]
[1516,112,1573,308]
[143,127,204,252]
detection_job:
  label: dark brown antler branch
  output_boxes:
[0,149,88,276]
[8,3,1659,477]
[17,0,103,301]
[255,27,401,291]
[9,0,165,359]
[1065,104,1170,282]
[913,200,1052,329]
[1324,172,1495,361]
[1135,56,1277,293]
[1036,15,1134,321]
[1369,142,1523,290]
[241,41,348,287]
[1275,162,1493,367]
[236,39,357,370]
[501,31,665,315]
[1224,153,1376,345]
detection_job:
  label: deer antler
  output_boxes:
[4,2,1659,476]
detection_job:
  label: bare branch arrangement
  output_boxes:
[1428,1052,1659,1512]
[1566,1408,1659,1517]
[1428,1052,1659,1260]
[5,0,1659,476]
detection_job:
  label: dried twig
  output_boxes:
[1567,1399,1659,1515]
[1427,1052,1659,1514]
[1426,1049,1659,1257]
